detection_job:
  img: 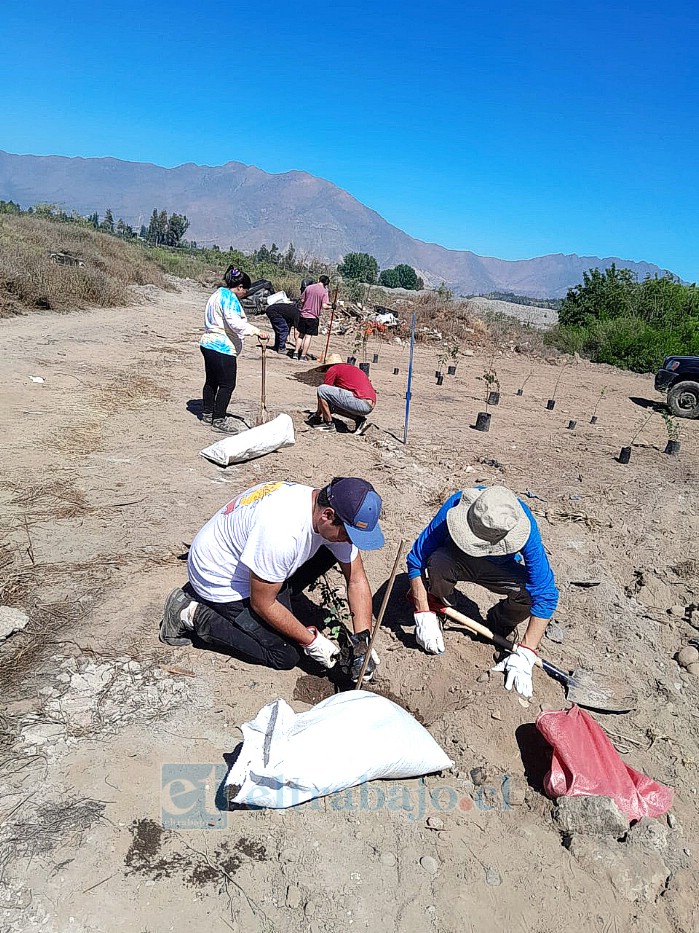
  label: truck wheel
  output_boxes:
[667,380,699,419]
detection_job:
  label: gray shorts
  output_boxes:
[317,384,374,418]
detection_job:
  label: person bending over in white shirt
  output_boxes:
[159,478,384,680]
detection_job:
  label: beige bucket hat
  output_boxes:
[320,353,344,367]
[446,486,530,557]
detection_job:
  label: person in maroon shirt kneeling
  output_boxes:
[308,354,376,435]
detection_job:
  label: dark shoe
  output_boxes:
[160,588,195,646]
[306,413,323,426]
[353,416,371,436]
[201,412,213,425]
[287,349,297,359]
[311,420,336,432]
[212,416,242,434]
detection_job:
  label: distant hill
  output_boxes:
[0,150,674,298]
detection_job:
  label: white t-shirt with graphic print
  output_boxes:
[187,482,357,603]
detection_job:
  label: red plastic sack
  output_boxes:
[536,705,673,821]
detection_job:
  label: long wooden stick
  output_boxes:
[321,286,339,363]
[355,539,404,688]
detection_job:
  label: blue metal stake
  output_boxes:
[403,312,416,445]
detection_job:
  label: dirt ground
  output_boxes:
[1,279,698,933]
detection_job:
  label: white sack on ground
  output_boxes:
[225,692,453,809]
[200,413,295,466]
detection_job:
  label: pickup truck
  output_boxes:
[655,356,699,418]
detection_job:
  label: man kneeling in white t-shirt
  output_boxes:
[160,478,384,680]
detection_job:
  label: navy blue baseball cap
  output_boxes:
[326,478,384,550]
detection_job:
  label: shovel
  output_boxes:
[436,603,635,714]
[255,336,270,425]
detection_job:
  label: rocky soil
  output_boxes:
[0,280,697,932]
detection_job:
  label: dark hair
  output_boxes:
[317,478,344,525]
[223,265,252,290]
[300,276,315,294]
[319,275,330,286]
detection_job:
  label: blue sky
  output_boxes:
[2,0,698,281]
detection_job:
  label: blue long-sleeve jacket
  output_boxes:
[406,491,559,619]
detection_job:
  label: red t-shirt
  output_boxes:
[324,364,376,404]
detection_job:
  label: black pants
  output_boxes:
[266,304,299,353]
[186,546,338,670]
[201,347,237,420]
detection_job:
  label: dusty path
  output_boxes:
[1,280,698,932]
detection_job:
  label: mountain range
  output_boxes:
[0,150,673,298]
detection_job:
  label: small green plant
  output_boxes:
[307,574,352,630]
[660,410,680,441]
[480,359,500,409]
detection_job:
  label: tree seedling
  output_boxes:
[660,411,681,456]
[481,361,500,407]
[618,411,654,464]
[547,365,566,410]
[590,385,606,424]
[307,574,352,630]
[516,370,533,396]
[446,341,460,375]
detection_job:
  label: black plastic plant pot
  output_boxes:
[546,399,556,410]
[435,370,442,378]
[618,446,632,464]
[372,353,380,363]
[393,367,400,375]
[359,362,370,375]
[347,356,357,365]
[516,388,524,396]
[447,365,457,376]
[567,420,577,430]
[436,374,444,386]
[590,415,598,424]
[487,391,500,406]
[665,440,681,456]
[475,412,491,432]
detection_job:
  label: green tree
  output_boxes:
[87,211,99,228]
[394,263,420,289]
[165,212,190,247]
[378,268,401,288]
[100,209,115,234]
[339,252,379,284]
[551,264,699,372]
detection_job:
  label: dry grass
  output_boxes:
[0,214,167,317]
[97,372,168,412]
[2,479,91,522]
[47,419,107,457]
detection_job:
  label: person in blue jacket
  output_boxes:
[406,485,559,699]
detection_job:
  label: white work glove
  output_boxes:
[303,627,340,669]
[492,645,537,699]
[414,611,445,655]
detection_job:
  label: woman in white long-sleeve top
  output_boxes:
[200,265,269,433]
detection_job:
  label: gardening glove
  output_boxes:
[414,612,445,655]
[303,627,340,669]
[491,645,537,699]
